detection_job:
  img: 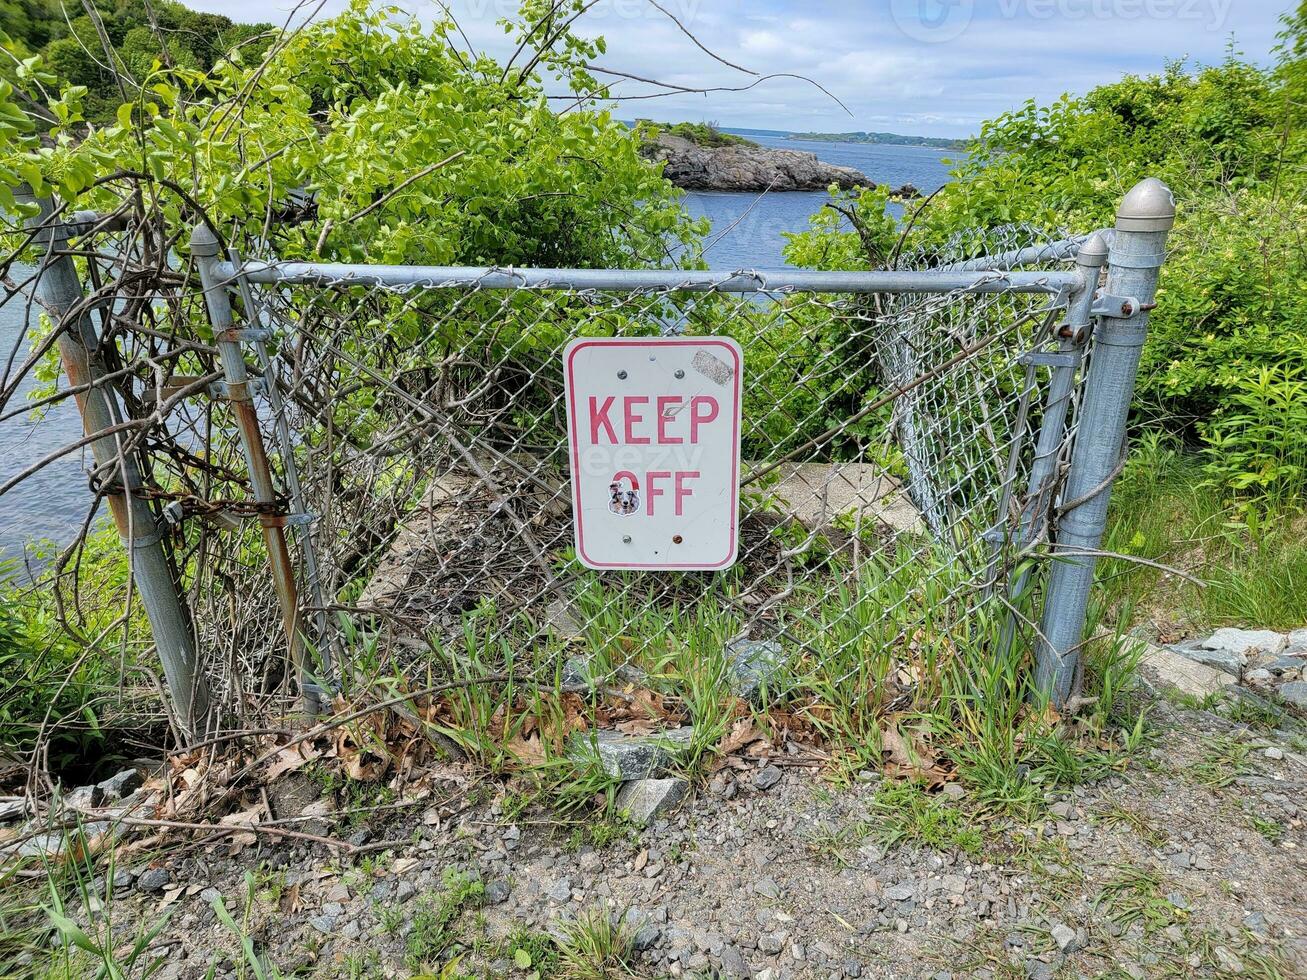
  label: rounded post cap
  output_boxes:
[1116,178,1176,232]
[189,223,220,256]
[1075,231,1110,267]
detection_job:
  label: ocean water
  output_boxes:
[0,140,956,556]
[683,136,958,269]
[0,269,93,562]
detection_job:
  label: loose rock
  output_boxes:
[484,879,511,905]
[580,728,694,780]
[1050,923,1077,952]
[135,867,171,893]
[725,639,786,702]
[1278,681,1307,709]
[616,778,689,826]
[1203,628,1288,659]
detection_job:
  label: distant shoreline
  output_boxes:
[785,133,966,151]
[713,126,967,151]
[624,121,969,152]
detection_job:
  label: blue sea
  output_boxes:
[0,138,957,557]
[681,135,958,268]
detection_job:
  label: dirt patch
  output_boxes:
[356,460,924,644]
[23,702,1304,980]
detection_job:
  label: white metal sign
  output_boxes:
[564,336,743,571]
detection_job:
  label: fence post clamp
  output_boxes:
[1091,292,1146,319]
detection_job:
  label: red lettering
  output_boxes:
[588,396,617,444]
[646,471,670,516]
[675,471,698,516]
[690,396,719,444]
[657,396,684,445]
[624,397,650,445]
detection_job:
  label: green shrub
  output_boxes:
[784,16,1307,502]
[0,529,150,776]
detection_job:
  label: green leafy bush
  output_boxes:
[785,13,1307,505]
[650,120,754,148]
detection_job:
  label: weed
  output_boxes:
[38,845,173,979]
[869,780,983,855]
[498,926,561,978]
[1222,696,1291,731]
[1093,865,1187,935]
[1095,801,1168,848]
[344,948,385,978]
[1249,814,1285,843]
[803,818,867,868]
[1188,735,1253,788]
[378,899,408,934]
[1169,690,1224,713]
[308,763,399,829]
[552,905,638,980]
[1185,928,1291,979]
[1000,833,1083,894]
[210,872,286,979]
[406,868,486,971]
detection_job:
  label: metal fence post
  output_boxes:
[1035,178,1176,706]
[228,248,338,686]
[190,224,315,714]
[1018,232,1109,548]
[16,186,212,737]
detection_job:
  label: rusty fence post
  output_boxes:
[190,224,318,715]
[17,186,212,738]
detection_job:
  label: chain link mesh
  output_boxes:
[231,258,1077,707]
[2,228,1085,726]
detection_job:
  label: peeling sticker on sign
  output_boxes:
[692,349,735,386]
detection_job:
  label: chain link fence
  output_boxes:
[2,179,1175,741]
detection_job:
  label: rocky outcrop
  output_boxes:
[643,133,869,192]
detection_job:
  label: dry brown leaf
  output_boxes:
[880,722,951,788]
[616,718,665,736]
[218,805,262,848]
[628,688,666,720]
[266,744,322,782]
[300,798,333,819]
[718,718,769,757]
[879,725,916,769]
[343,751,383,782]
[158,884,185,910]
[506,732,546,766]
[392,857,421,875]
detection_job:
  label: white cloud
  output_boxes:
[185,0,1291,136]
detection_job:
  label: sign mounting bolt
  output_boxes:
[617,370,628,380]
[622,535,632,544]
[674,369,685,379]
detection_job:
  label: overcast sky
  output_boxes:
[188,0,1293,138]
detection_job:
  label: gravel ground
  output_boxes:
[47,698,1306,980]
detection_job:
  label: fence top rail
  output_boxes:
[212,260,1084,296]
[938,232,1111,274]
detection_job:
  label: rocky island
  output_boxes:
[641,132,867,192]
[639,128,921,197]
